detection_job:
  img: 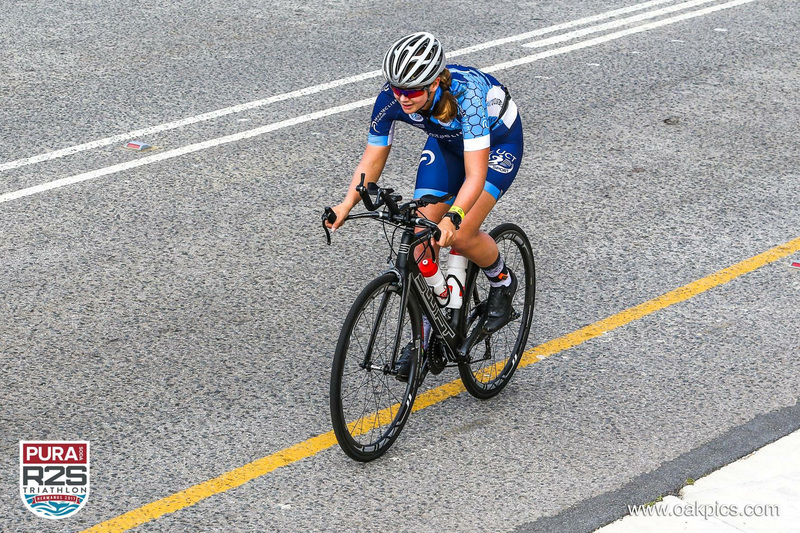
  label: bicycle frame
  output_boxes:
[392,228,486,367]
[326,178,535,460]
[323,174,488,375]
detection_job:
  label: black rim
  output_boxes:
[331,277,419,460]
[461,226,534,392]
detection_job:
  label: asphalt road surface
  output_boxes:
[2,0,799,531]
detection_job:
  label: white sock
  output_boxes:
[483,255,512,288]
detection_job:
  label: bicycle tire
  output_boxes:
[458,223,535,399]
[330,272,422,461]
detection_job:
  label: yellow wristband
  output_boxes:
[448,205,466,220]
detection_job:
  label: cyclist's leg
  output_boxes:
[414,117,523,268]
[413,138,462,261]
[450,192,498,267]
[452,118,524,267]
[455,120,525,331]
[414,138,465,205]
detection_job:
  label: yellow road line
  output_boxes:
[522,237,800,366]
[82,236,800,533]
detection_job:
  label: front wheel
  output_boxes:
[330,272,422,461]
[458,223,535,399]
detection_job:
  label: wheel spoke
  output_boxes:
[330,274,419,461]
[459,225,535,398]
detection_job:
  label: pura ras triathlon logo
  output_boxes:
[20,441,90,519]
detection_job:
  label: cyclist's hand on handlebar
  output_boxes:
[436,217,457,247]
[326,203,352,231]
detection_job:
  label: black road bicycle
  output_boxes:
[323,176,535,462]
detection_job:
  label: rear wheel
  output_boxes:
[330,273,422,461]
[458,223,535,399]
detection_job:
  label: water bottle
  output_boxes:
[445,250,468,309]
[419,259,449,306]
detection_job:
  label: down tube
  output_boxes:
[409,270,462,346]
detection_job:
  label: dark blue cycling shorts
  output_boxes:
[413,115,523,203]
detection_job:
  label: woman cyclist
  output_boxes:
[328,32,524,376]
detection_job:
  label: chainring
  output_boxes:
[427,337,448,375]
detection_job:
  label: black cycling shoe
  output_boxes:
[482,269,518,334]
[394,342,415,382]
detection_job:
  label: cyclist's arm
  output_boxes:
[342,144,391,210]
[341,87,397,211]
[329,144,391,230]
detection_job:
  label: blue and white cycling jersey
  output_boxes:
[367,64,519,152]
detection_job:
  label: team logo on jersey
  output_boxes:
[20,441,90,520]
[488,149,517,174]
[371,101,396,132]
[408,113,424,122]
[419,150,436,166]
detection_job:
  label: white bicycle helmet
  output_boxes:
[382,32,446,88]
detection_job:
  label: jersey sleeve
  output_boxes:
[458,84,491,151]
[368,84,399,147]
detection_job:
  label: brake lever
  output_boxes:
[322,207,336,245]
[412,226,441,249]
